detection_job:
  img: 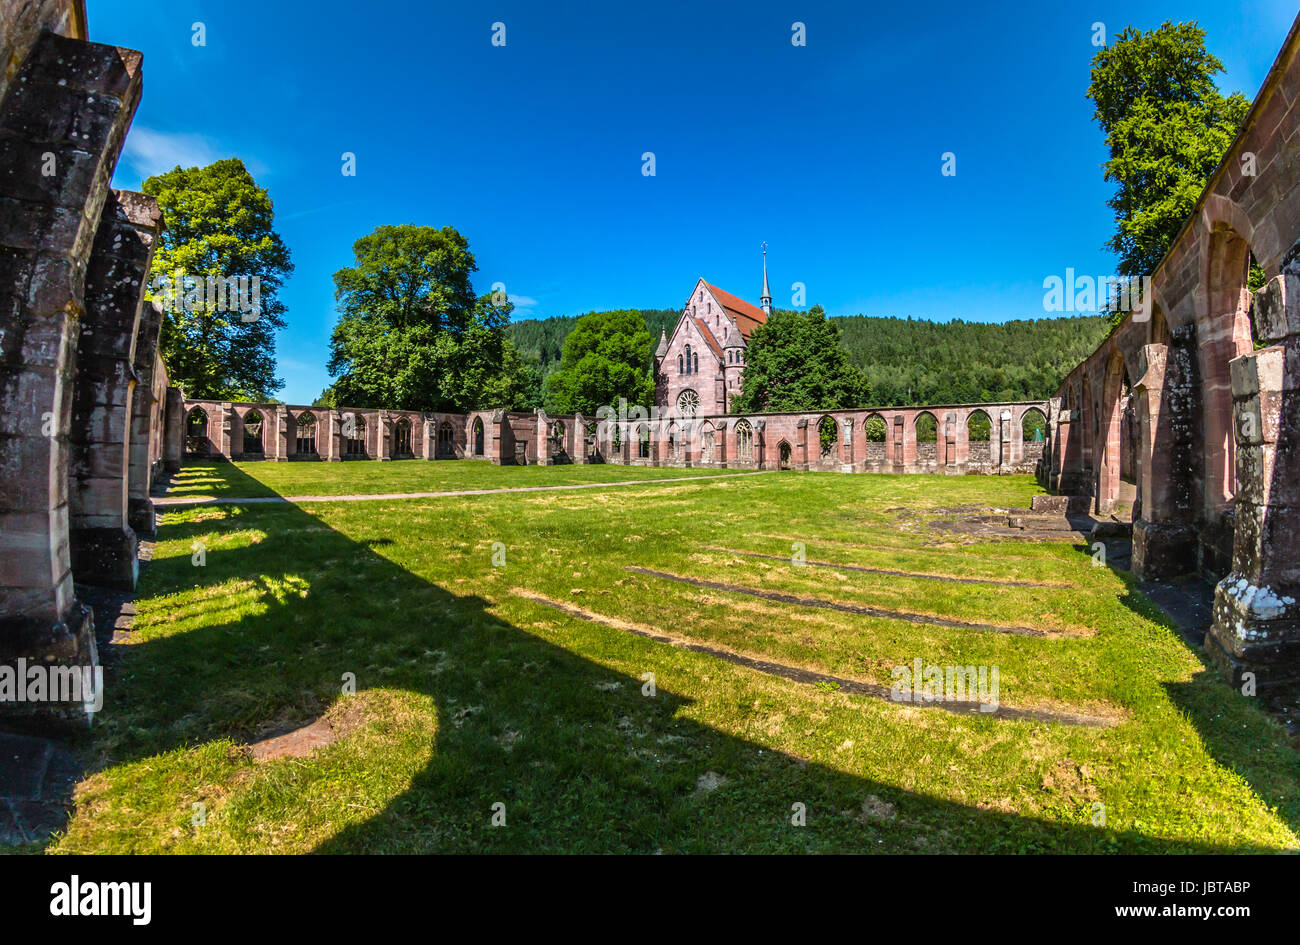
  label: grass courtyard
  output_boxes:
[41,461,1300,853]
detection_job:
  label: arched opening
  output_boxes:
[437,420,455,458]
[185,407,209,455]
[295,412,317,456]
[778,441,792,470]
[684,344,692,374]
[1098,351,1135,515]
[915,411,937,465]
[393,417,412,457]
[734,419,754,464]
[700,421,715,464]
[637,423,650,459]
[863,413,886,463]
[343,413,366,456]
[667,421,680,463]
[1021,407,1047,463]
[818,415,838,460]
[472,417,485,456]
[1202,224,1256,513]
[966,410,991,466]
[242,409,264,455]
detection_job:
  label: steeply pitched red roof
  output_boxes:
[704,282,767,338]
[691,317,724,359]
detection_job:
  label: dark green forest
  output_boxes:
[507,309,1110,407]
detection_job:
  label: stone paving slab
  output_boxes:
[153,471,769,507]
[0,732,81,846]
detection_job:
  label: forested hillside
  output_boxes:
[507,310,1110,407]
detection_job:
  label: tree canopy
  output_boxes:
[731,305,869,413]
[1087,22,1249,281]
[142,158,292,400]
[541,309,656,414]
[324,224,534,411]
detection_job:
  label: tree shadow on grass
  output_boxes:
[1075,539,1300,844]
[81,462,1290,853]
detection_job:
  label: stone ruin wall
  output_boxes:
[0,0,181,728]
[1041,13,1300,711]
[181,398,1048,476]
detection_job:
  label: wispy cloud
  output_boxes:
[503,292,540,316]
[119,126,268,184]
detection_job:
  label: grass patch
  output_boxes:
[45,461,1300,853]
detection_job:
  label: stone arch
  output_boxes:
[1097,350,1133,514]
[778,440,792,470]
[667,421,681,463]
[437,419,455,458]
[914,411,938,466]
[700,420,716,464]
[185,406,209,456]
[734,419,754,464]
[863,412,886,463]
[472,416,485,456]
[393,416,413,457]
[1200,222,1257,512]
[817,415,838,460]
[242,408,265,455]
[966,409,991,466]
[295,411,317,456]
[343,413,366,457]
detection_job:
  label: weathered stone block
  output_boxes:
[1132,519,1198,581]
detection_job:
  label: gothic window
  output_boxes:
[296,412,317,455]
[678,354,683,374]
[393,417,412,456]
[735,420,754,462]
[438,420,454,457]
[473,417,485,455]
[685,344,692,373]
[243,410,264,454]
[344,414,366,455]
[186,407,208,455]
[693,352,699,373]
[677,389,699,418]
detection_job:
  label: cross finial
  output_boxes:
[761,240,767,256]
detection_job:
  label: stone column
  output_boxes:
[891,416,905,471]
[0,32,144,728]
[127,301,165,538]
[271,405,288,461]
[839,417,853,469]
[796,418,810,471]
[69,192,161,588]
[377,411,390,461]
[942,412,957,473]
[163,387,184,472]
[572,413,588,465]
[1131,345,1196,578]
[535,409,552,466]
[1206,275,1300,706]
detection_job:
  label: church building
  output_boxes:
[653,249,771,416]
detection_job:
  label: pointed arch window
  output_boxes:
[678,354,683,374]
[693,352,699,373]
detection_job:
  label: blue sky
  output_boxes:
[94,0,1297,404]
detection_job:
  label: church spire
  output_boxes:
[760,242,772,317]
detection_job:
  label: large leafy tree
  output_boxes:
[143,158,293,399]
[325,224,532,411]
[733,305,868,413]
[542,309,655,415]
[1087,22,1249,281]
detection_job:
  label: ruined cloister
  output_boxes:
[4,0,1300,734]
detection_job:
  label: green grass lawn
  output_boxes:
[162,459,755,499]
[45,462,1300,853]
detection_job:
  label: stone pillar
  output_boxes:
[0,32,144,728]
[271,405,288,461]
[163,387,184,472]
[796,418,810,471]
[377,411,391,461]
[127,302,165,538]
[69,192,161,588]
[754,420,766,470]
[942,413,957,473]
[572,413,588,465]
[891,416,905,471]
[490,410,506,465]
[839,417,853,469]
[1206,275,1300,707]
[901,414,917,470]
[224,404,241,460]
[535,409,552,466]
[1131,344,1196,579]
